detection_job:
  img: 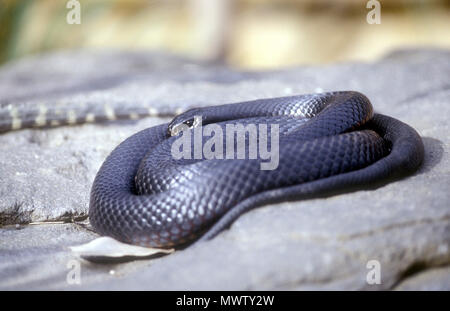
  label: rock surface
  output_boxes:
[0,49,449,290]
[394,266,450,290]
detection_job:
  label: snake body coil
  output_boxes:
[89,91,424,247]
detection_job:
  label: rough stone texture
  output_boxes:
[393,266,450,291]
[0,49,449,290]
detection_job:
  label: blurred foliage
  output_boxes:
[0,0,449,69]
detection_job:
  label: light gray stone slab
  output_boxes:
[394,266,450,291]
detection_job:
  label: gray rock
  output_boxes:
[394,266,450,291]
[0,49,449,290]
[0,117,166,225]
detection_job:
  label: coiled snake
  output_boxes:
[89,91,424,248]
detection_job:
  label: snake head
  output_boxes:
[168,108,203,136]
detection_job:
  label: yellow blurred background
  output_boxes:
[1,0,449,69]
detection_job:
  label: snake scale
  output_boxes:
[88,91,424,248]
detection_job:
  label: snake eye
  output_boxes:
[169,118,195,136]
[169,115,202,136]
[183,119,195,127]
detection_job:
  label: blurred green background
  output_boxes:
[1,0,449,69]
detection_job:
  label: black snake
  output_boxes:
[89,91,424,248]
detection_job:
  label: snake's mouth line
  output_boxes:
[169,115,281,170]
